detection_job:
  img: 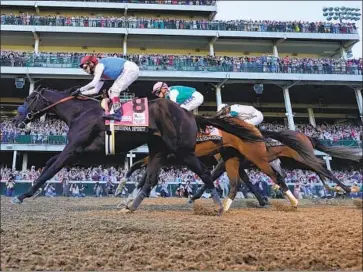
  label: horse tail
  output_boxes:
[308,137,362,162]
[260,129,325,166]
[195,115,264,143]
[125,157,148,178]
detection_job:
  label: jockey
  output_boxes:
[218,103,264,126]
[73,55,140,121]
[151,82,204,112]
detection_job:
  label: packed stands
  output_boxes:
[1,51,362,75]
[1,14,358,34]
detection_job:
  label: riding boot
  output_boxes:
[102,97,123,121]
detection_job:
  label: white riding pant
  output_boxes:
[108,61,140,98]
[237,110,264,126]
[180,91,204,111]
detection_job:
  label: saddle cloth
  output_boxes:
[104,98,149,155]
[196,126,222,142]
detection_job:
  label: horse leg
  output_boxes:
[127,152,164,212]
[222,157,240,212]
[191,157,226,202]
[181,153,223,215]
[237,145,298,207]
[12,144,78,203]
[238,165,268,207]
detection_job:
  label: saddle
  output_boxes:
[196,126,222,142]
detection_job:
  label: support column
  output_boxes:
[209,42,214,56]
[307,108,316,127]
[283,87,295,130]
[124,156,129,171]
[340,43,347,59]
[323,156,332,171]
[32,31,40,53]
[354,88,363,122]
[22,153,28,171]
[123,35,128,55]
[29,82,35,94]
[216,86,222,110]
[273,43,279,57]
[12,151,17,170]
[34,39,39,53]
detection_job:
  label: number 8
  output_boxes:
[133,98,145,113]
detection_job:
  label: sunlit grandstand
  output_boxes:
[1,0,362,170]
[1,1,363,270]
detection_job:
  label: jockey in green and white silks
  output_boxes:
[218,104,264,126]
[152,82,204,112]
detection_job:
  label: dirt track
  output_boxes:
[1,197,362,271]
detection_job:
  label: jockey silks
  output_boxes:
[99,57,127,80]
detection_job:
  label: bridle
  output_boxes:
[20,88,99,127]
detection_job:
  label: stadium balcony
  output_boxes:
[58,0,216,4]
[0,15,358,36]
[1,52,362,76]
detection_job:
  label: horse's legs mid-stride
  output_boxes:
[234,143,298,207]
[127,150,165,212]
[182,152,224,215]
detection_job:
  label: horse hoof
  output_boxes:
[10,197,22,205]
[118,207,132,214]
[188,199,194,205]
[217,207,224,216]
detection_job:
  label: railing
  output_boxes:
[0,15,358,34]
[1,135,68,145]
[1,135,361,148]
[319,139,362,148]
[38,0,216,5]
[1,55,362,75]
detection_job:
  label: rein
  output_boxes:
[25,94,101,121]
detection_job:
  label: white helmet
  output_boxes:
[218,103,228,112]
[152,82,168,94]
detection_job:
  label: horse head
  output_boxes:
[13,87,60,129]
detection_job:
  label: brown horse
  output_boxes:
[125,117,299,210]
[205,129,361,211]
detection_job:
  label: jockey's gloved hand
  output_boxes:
[71,88,82,97]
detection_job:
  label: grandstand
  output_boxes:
[0,0,362,178]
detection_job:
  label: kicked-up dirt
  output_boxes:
[1,196,362,271]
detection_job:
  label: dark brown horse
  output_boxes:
[11,87,263,215]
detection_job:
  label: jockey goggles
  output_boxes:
[153,82,168,96]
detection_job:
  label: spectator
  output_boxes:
[45,183,57,197]
[5,174,15,197]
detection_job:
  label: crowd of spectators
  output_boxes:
[1,118,68,144]
[1,50,362,75]
[1,165,362,199]
[1,13,358,34]
[2,117,361,144]
[259,122,362,142]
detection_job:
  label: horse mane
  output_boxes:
[195,115,265,143]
